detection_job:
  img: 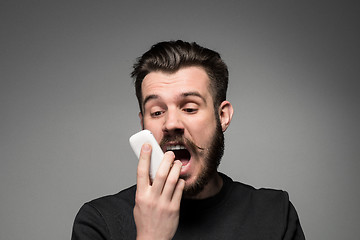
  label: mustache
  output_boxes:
[160,135,205,152]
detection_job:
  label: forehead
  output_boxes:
[141,66,211,98]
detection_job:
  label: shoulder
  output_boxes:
[72,185,137,239]
[75,184,136,220]
[228,176,290,214]
[86,185,137,213]
[246,183,290,209]
[222,173,289,202]
[222,174,305,239]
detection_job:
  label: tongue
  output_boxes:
[180,159,190,166]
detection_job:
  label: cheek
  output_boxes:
[186,114,217,143]
[143,119,163,142]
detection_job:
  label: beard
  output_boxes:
[158,114,225,198]
[182,119,225,198]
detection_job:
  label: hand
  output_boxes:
[134,144,185,240]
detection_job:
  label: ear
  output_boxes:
[218,101,234,132]
[138,112,145,130]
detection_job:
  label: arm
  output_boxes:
[71,203,109,240]
[133,143,185,240]
[283,200,306,240]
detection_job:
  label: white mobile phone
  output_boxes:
[129,130,164,181]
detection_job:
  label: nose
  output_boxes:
[162,109,184,135]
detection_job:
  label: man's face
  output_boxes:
[139,66,224,196]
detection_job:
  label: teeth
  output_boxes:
[166,145,186,151]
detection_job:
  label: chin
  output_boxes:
[182,172,209,198]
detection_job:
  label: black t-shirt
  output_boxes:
[72,173,305,239]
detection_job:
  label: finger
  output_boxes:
[151,151,175,195]
[136,143,151,191]
[171,179,185,205]
[162,160,182,200]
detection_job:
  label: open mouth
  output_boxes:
[166,145,191,166]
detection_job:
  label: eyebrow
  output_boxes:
[181,91,206,103]
[142,91,207,108]
[143,94,159,108]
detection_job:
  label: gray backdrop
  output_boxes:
[1,1,359,239]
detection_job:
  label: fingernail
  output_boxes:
[143,144,151,152]
[165,151,174,157]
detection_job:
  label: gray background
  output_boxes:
[1,1,359,239]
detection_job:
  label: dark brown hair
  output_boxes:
[131,40,229,113]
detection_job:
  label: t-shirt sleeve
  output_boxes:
[71,203,110,240]
[283,199,306,240]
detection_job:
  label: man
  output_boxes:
[72,40,305,239]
